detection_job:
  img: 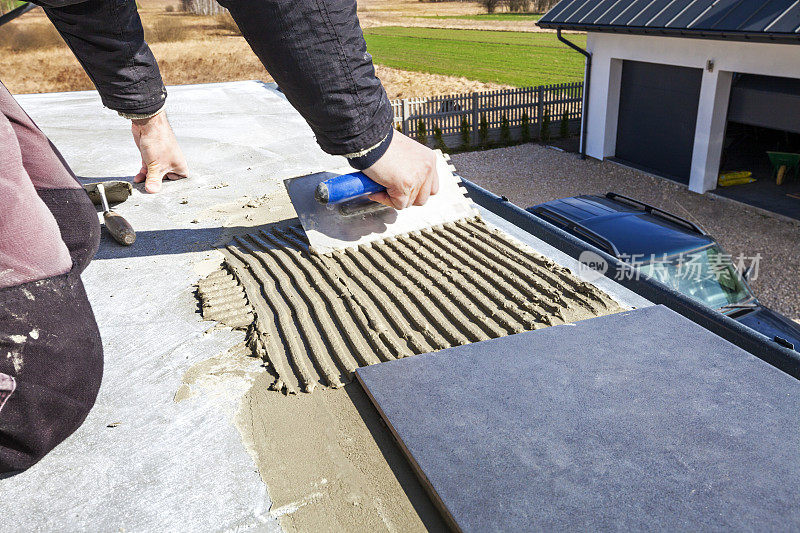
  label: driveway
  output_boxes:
[453,144,800,321]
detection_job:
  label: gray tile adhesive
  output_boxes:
[197,216,622,394]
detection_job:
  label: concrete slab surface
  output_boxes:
[0,80,653,532]
[357,305,800,532]
[0,81,344,532]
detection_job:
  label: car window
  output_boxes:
[637,246,751,310]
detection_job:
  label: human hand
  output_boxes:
[362,131,439,209]
[131,111,189,193]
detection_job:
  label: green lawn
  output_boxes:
[419,13,542,21]
[363,27,586,87]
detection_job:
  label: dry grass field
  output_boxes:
[0,0,533,98]
[358,0,550,31]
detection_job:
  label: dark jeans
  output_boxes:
[0,83,103,474]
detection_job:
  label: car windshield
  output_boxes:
[637,246,752,310]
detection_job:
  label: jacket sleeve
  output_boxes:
[33,0,166,115]
[217,0,393,157]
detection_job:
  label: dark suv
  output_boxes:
[527,192,800,350]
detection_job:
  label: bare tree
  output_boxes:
[479,0,559,14]
[181,0,227,15]
[508,0,531,12]
[481,0,501,14]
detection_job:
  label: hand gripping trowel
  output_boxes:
[284,151,477,254]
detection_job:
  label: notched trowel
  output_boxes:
[284,150,478,254]
[83,180,133,206]
[83,180,136,246]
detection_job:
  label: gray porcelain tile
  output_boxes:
[357,305,800,532]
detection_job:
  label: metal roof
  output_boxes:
[538,0,800,43]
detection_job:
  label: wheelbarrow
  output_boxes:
[767,151,800,186]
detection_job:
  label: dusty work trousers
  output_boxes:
[0,82,103,475]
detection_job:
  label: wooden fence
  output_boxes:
[391,82,583,149]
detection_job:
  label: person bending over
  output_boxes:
[0,0,438,474]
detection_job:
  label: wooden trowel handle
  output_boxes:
[104,211,136,246]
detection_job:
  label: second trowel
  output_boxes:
[284,151,477,254]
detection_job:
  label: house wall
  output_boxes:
[584,33,800,193]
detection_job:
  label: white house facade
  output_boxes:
[539,0,800,196]
[586,33,799,193]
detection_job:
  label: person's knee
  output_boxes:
[0,274,103,474]
[37,188,100,275]
[0,380,98,474]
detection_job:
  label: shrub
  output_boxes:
[521,111,531,143]
[165,5,175,12]
[433,126,447,152]
[460,116,470,148]
[508,0,531,12]
[214,12,241,35]
[500,114,511,145]
[50,65,93,91]
[0,23,65,51]
[479,114,489,148]
[145,17,193,43]
[481,0,500,13]
[540,108,551,143]
[560,109,570,138]
[417,120,427,145]
[529,0,560,11]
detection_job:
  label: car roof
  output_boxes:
[529,194,716,259]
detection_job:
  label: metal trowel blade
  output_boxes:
[284,151,478,254]
[83,180,133,206]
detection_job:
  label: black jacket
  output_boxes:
[34,0,393,156]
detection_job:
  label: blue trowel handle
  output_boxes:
[314,172,385,205]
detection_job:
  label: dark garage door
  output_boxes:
[616,60,702,183]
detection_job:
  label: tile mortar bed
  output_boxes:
[197,215,623,394]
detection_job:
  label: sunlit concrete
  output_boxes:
[0,80,344,532]
[0,80,652,532]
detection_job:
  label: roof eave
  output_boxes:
[536,22,800,45]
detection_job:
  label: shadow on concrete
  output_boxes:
[78,175,179,208]
[343,382,449,533]
[94,219,301,260]
[714,176,800,221]
[78,175,136,185]
[79,174,194,205]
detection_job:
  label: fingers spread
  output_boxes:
[171,160,190,179]
[130,112,189,194]
[133,163,147,183]
[145,179,162,194]
[140,166,188,193]
[144,168,163,193]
